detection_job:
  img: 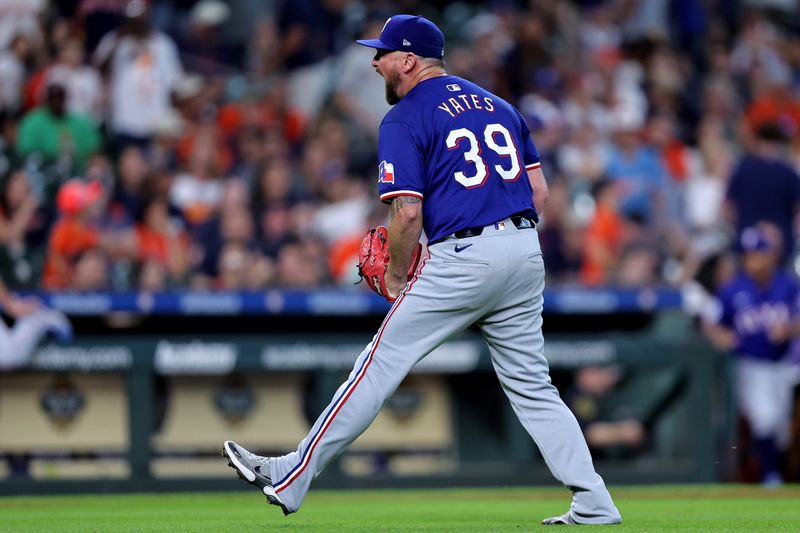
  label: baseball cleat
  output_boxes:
[542,512,579,525]
[542,512,622,526]
[222,440,289,515]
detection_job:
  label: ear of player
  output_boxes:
[356,226,422,302]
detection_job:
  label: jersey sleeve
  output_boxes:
[377,121,425,204]
[515,110,541,171]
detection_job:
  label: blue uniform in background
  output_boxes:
[377,75,541,243]
[716,272,798,361]
[711,269,798,484]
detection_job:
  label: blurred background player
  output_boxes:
[0,276,72,370]
[703,222,797,486]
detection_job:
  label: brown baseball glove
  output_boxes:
[356,226,422,302]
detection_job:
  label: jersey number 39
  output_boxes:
[446,123,521,188]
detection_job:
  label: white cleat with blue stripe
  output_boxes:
[222,440,289,515]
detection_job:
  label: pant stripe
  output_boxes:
[274,250,429,493]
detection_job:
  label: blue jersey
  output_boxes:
[714,272,799,361]
[377,75,541,244]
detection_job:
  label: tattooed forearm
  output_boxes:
[390,195,422,220]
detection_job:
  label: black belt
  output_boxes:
[453,215,535,240]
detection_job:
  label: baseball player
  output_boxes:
[223,15,621,525]
[0,277,72,371]
[703,223,797,486]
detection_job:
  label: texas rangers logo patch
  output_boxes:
[378,160,395,184]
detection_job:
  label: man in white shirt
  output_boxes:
[94,0,182,148]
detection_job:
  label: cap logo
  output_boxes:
[382,18,391,32]
[402,39,411,46]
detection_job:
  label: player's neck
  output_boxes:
[404,66,446,95]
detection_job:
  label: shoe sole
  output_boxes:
[221,441,290,516]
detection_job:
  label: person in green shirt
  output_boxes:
[16,82,101,173]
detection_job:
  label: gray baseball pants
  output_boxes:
[270,218,620,523]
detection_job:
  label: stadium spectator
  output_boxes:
[179,0,236,76]
[743,66,800,143]
[701,75,742,141]
[16,82,101,174]
[257,203,294,259]
[276,240,326,288]
[730,13,787,91]
[70,248,111,291]
[252,159,302,214]
[0,33,33,115]
[605,107,667,227]
[192,178,257,288]
[684,117,734,258]
[0,0,44,51]
[617,242,661,287]
[500,12,553,102]
[42,179,105,289]
[648,113,692,185]
[46,37,103,122]
[216,241,275,290]
[581,178,623,286]
[460,12,512,95]
[726,123,800,264]
[148,108,185,173]
[557,121,609,187]
[645,46,689,120]
[538,181,583,283]
[93,0,182,150]
[132,193,190,288]
[169,126,225,228]
[252,82,306,148]
[277,0,349,119]
[578,3,622,56]
[230,126,265,186]
[246,17,281,81]
[107,145,151,228]
[0,169,47,288]
[332,18,393,138]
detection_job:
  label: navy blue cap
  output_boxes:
[740,226,775,253]
[356,15,444,59]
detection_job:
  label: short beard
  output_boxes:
[385,70,401,105]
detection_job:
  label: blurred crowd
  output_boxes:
[1,0,800,292]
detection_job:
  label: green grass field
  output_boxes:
[1,485,799,532]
